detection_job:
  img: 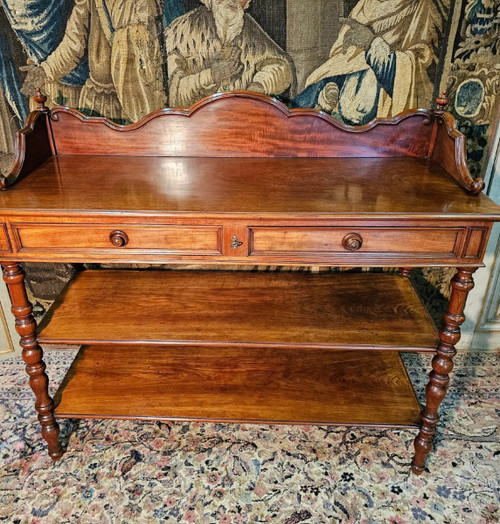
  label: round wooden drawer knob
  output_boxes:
[109,230,129,247]
[342,233,363,251]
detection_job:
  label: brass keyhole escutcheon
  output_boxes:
[342,233,363,252]
[109,230,129,247]
[231,235,243,249]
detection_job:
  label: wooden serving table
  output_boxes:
[1,91,499,474]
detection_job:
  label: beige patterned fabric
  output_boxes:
[306,0,449,118]
[41,0,165,121]
[165,4,293,107]
[0,83,16,155]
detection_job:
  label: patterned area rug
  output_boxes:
[0,350,498,524]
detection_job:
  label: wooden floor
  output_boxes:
[38,270,439,351]
[54,345,422,427]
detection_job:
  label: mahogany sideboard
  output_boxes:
[1,90,499,475]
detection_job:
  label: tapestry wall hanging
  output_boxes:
[0,0,498,307]
[1,0,498,176]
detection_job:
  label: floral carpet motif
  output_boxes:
[0,350,498,524]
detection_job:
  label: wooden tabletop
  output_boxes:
[1,155,499,218]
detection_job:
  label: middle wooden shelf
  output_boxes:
[38,269,439,352]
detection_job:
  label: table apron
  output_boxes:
[0,216,493,267]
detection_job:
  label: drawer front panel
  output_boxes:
[13,224,222,255]
[0,224,11,253]
[249,227,464,258]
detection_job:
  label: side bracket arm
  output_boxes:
[430,93,484,195]
[0,90,53,190]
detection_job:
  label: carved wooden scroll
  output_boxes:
[430,92,485,195]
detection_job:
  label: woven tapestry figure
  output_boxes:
[165,0,294,107]
[293,0,449,125]
[0,0,496,155]
[20,0,166,122]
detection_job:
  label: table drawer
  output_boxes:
[249,226,465,258]
[12,223,223,255]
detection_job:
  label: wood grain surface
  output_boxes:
[49,94,433,158]
[1,156,499,217]
[38,270,439,351]
[13,223,223,255]
[54,345,422,427]
[249,226,463,257]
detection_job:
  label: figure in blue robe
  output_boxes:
[293,0,447,125]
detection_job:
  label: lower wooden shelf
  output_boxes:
[54,345,422,427]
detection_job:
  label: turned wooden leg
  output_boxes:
[2,262,63,460]
[399,268,413,277]
[411,267,477,474]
